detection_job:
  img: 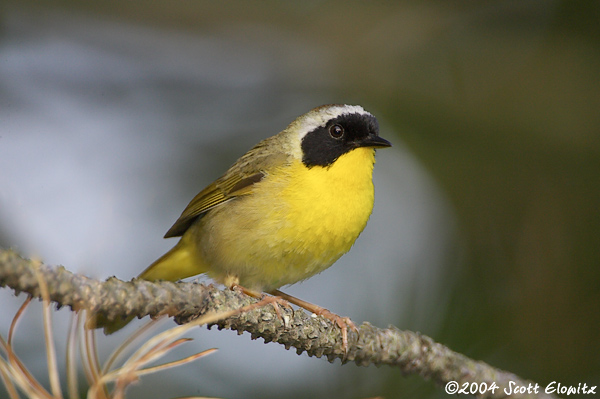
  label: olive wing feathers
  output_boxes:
[163,138,289,238]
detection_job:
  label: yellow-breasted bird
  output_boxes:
[96,104,391,342]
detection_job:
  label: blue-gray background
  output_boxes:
[1,2,598,398]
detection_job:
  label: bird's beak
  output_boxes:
[358,135,392,149]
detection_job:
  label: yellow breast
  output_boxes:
[279,147,376,250]
[198,147,377,290]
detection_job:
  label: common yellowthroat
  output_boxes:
[98,104,390,336]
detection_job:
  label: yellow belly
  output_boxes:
[192,147,377,291]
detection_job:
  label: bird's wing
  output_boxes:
[163,138,288,238]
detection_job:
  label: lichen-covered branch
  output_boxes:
[0,249,557,399]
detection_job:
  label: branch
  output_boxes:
[0,249,557,399]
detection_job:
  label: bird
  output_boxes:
[96,104,391,346]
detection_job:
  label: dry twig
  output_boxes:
[0,249,558,399]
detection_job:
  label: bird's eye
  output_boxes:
[329,124,344,138]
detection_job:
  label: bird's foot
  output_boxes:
[231,284,293,323]
[270,289,357,354]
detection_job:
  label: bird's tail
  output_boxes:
[138,236,204,282]
[88,235,205,334]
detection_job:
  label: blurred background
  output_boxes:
[1,1,599,398]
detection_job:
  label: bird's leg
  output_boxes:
[230,283,355,353]
[269,289,357,353]
[229,283,292,320]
